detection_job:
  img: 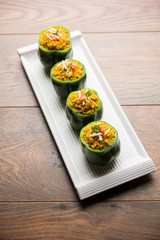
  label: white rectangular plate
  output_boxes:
[17,30,156,200]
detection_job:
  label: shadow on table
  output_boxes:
[80,173,154,208]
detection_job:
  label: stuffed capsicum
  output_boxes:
[38,26,72,69]
[66,88,103,130]
[80,121,120,166]
[50,59,86,99]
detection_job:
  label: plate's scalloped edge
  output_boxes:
[77,158,156,200]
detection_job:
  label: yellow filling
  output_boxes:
[82,122,116,150]
[40,27,70,50]
[69,89,100,115]
[52,60,84,81]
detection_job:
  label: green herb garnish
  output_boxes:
[51,30,60,36]
[55,30,58,35]
[85,90,92,99]
[92,124,101,133]
[67,62,73,70]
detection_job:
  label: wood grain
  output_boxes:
[0,106,159,201]
[0,0,160,34]
[0,0,160,238]
[85,32,160,105]
[0,108,77,201]
[0,202,160,240]
[1,32,160,106]
[0,35,38,107]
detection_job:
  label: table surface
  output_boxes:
[0,0,160,239]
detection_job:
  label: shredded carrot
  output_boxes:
[40,27,70,50]
[82,122,116,150]
[52,60,84,81]
[69,89,100,115]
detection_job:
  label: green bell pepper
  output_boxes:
[50,60,86,99]
[66,89,103,130]
[38,26,72,70]
[80,121,120,166]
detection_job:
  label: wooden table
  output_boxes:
[0,0,160,239]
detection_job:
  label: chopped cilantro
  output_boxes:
[85,90,92,98]
[92,124,101,133]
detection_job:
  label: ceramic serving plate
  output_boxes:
[17,30,155,200]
